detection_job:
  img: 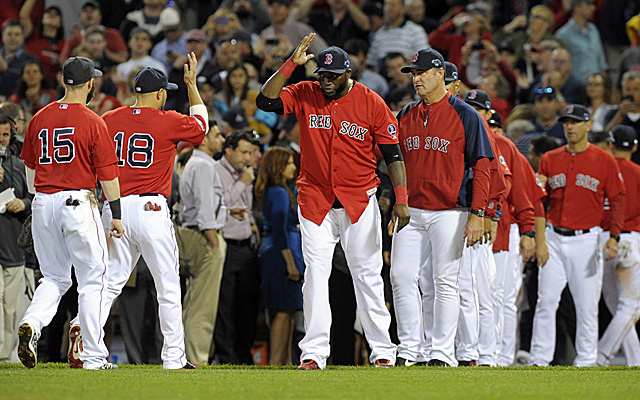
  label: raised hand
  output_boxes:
[291,33,317,66]
[183,52,198,87]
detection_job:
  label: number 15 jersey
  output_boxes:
[102,107,207,198]
[21,102,119,193]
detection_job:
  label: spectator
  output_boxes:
[0,114,32,362]
[116,28,166,82]
[167,30,219,112]
[429,9,492,83]
[527,134,561,171]
[223,29,261,72]
[585,72,616,131]
[405,0,439,34]
[477,72,511,122]
[519,87,567,154]
[343,38,389,98]
[176,121,231,365]
[0,102,27,156]
[555,0,608,86]
[21,4,65,85]
[120,0,181,45]
[0,20,39,101]
[366,0,428,71]
[82,27,119,75]
[220,0,271,35]
[260,0,328,59]
[214,130,261,365]
[212,39,244,81]
[254,146,303,365]
[215,63,277,138]
[202,9,243,48]
[150,11,188,73]
[8,61,57,115]
[528,48,585,105]
[384,53,413,97]
[295,0,370,48]
[510,120,539,156]
[604,70,640,164]
[199,76,225,126]
[87,74,121,115]
[60,1,128,64]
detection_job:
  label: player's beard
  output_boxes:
[86,85,96,105]
[323,79,349,100]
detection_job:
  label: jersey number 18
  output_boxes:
[114,132,154,168]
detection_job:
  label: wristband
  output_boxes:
[610,234,620,242]
[279,59,297,79]
[522,230,535,238]
[394,185,408,204]
[109,198,122,220]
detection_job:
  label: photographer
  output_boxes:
[604,70,640,164]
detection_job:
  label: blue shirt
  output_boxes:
[555,19,608,85]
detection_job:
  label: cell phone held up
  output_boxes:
[265,38,280,46]
[471,42,484,51]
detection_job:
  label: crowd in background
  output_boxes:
[2,0,640,366]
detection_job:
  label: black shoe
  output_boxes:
[427,359,450,367]
[374,359,394,367]
[181,360,197,369]
[396,357,426,367]
[458,360,477,367]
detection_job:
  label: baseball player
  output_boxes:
[530,104,625,367]
[68,56,208,370]
[456,89,510,367]
[391,49,494,367]
[597,125,640,366]
[17,57,124,370]
[256,34,411,369]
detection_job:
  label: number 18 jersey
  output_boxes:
[101,107,207,198]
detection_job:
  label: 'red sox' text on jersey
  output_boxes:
[395,91,494,211]
[21,102,119,193]
[539,144,625,231]
[101,107,207,198]
[279,80,399,225]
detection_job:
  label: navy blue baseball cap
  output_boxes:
[314,46,351,74]
[62,57,102,85]
[488,109,502,128]
[134,67,178,93]
[608,125,637,150]
[464,89,492,110]
[444,61,458,84]
[401,48,444,73]
[559,104,590,122]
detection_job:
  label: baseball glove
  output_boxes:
[17,214,36,256]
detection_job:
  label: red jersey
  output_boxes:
[483,117,509,219]
[280,81,399,224]
[21,102,119,193]
[540,144,625,230]
[102,107,207,198]
[396,92,494,211]
[602,158,640,232]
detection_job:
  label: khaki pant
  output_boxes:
[0,265,25,361]
[176,226,226,365]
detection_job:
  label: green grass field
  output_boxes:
[1,364,640,400]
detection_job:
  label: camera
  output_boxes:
[471,42,484,51]
[265,38,280,45]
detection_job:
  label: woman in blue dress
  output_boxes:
[255,146,303,365]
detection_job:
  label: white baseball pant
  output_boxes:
[457,243,498,365]
[298,196,395,369]
[392,207,467,367]
[598,231,640,366]
[21,190,110,369]
[530,226,603,366]
[100,194,187,369]
[499,224,523,366]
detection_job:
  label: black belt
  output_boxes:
[622,231,634,234]
[332,198,344,209]
[552,226,590,236]
[225,238,251,247]
[139,193,159,197]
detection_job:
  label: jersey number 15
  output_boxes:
[114,132,154,168]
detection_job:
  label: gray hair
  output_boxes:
[505,120,535,141]
[622,70,640,88]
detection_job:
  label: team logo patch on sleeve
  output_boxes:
[366,187,377,198]
[387,124,398,140]
[133,109,141,115]
[59,104,68,109]
[499,155,507,167]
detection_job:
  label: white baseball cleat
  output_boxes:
[68,324,84,369]
[18,323,39,369]
[99,362,119,370]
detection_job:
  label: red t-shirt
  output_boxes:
[396,92,494,211]
[60,27,128,61]
[540,144,625,230]
[280,81,399,225]
[102,107,206,198]
[25,31,65,84]
[21,101,119,193]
